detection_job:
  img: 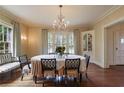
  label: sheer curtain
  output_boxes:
[73,29,81,55]
[41,29,48,54]
[43,29,81,54]
[12,21,21,57]
[48,30,74,54]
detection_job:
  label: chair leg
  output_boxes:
[43,83,44,87]
[80,73,82,83]
[21,74,24,81]
[74,77,77,82]
[85,73,89,80]
[64,75,68,86]
[55,73,59,86]
[34,76,37,84]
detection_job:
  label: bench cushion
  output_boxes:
[0,62,20,74]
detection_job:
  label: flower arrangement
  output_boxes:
[55,46,65,55]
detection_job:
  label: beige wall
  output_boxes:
[28,27,42,57]
[0,8,29,56]
[20,23,29,55]
[93,6,124,68]
[27,27,90,57]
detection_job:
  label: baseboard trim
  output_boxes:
[92,61,105,68]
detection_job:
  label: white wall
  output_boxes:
[106,23,124,67]
[94,6,124,68]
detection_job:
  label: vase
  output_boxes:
[58,53,63,58]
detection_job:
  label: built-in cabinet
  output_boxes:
[81,30,95,63]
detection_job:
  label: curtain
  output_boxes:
[12,21,21,57]
[41,29,48,54]
[48,30,75,54]
[73,29,81,55]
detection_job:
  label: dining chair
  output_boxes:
[64,58,81,85]
[85,54,90,79]
[35,58,57,86]
[80,54,90,81]
[18,55,31,81]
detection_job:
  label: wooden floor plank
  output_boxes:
[1,63,124,87]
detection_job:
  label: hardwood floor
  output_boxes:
[1,63,124,87]
[83,64,124,87]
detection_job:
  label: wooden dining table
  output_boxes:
[31,54,86,78]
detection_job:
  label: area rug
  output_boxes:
[0,73,44,87]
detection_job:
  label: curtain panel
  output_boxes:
[73,29,81,55]
[12,21,21,57]
[41,29,48,54]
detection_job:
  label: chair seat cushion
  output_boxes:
[0,62,20,74]
[67,70,78,77]
[44,70,55,77]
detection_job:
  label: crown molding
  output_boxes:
[93,5,122,26]
[0,6,32,27]
[0,6,19,22]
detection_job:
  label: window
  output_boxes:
[0,23,13,53]
[48,31,74,54]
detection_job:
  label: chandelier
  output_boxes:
[53,5,69,31]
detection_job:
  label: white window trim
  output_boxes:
[0,20,13,54]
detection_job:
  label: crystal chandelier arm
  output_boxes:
[53,5,69,31]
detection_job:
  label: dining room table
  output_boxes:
[31,54,86,78]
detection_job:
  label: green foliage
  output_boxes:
[55,46,65,55]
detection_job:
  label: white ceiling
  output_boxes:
[1,5,117,27]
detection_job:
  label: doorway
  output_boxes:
[106,22,124,67]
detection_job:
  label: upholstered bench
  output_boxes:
[0,62,20,73]
[0,53,20,82]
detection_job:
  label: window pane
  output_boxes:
[0,25,3,41]
[0,33,2,41]
[0,25,2,33]
[4,27,7,41]
[8,28,12,41]
[48,31,74,54]
[0,42,4,50]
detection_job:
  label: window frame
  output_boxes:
[0,21,13,54]
[48,31,75,54]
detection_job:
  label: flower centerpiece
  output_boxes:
[55,46,65,56]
